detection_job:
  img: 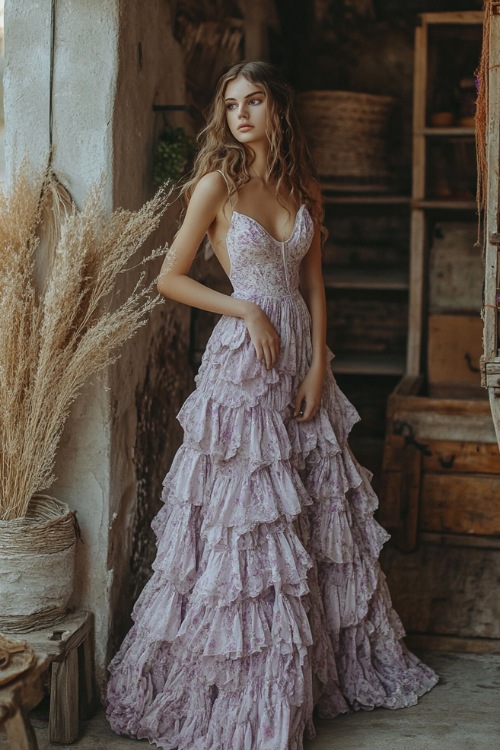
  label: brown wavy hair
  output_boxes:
[181,61,323,231]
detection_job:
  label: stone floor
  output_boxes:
[1,652,499,750]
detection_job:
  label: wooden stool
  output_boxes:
[0,610,96,749]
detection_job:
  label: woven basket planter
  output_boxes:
[297,90,396,191]
[0,495,77,633]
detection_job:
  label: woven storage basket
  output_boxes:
[297,90,396,191]
[0,494,77,633]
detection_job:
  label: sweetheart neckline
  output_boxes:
[230,204,307,245]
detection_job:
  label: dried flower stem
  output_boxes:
[0,168,170,520]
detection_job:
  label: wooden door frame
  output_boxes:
[482,4,500,449]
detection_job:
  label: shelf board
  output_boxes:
[322,193,410,206]
[332,352,406,376]
[323,268,409,291]
[416,127,475,137]
[413,199,477,210]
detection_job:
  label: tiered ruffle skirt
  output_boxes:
[106,292,438,749]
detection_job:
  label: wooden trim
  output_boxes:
[417,127,475,137]
[321,193,410,205]
[392,374,425,397]
[419,531,500,550]
[332,353,406,376]
[405,633,500,654]
[483,12,500,364]
[407,211,426,374]
[323,268,408,291]
[418,12,483,26]
[412,199,478,210]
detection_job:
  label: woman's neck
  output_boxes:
[247,142,269,180]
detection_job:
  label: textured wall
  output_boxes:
[4,0,118,679]
[4,0,192,683]
[107,0,192,669]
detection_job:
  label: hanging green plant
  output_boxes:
[153,127,197,186]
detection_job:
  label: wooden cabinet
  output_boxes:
[381,11,500,552]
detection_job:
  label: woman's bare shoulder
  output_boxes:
[192,171,228,202]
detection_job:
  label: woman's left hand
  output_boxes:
[293,363,325,422]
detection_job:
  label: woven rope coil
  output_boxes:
[0,494,77,554]
[297,90,396,189]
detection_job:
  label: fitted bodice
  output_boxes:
[226,204,314,299]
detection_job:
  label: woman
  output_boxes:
[106,60,438,749]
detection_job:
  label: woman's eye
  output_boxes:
[250,98,263,106]
[226,103,237,110]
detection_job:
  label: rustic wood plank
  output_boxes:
[483,9,500,453]
[422,439,500,474]
[391,408,497,443]
[488,391,500,450]
[412,199,477,210]
[483,10,500,364]
[419,532,500,550]
[428,223,483,314]
[419,11,483,25]
[378,470,401,530]
[391,375,424,397]
[381,543,500,639]
[421,473,500,535]
[427,314,483,385]
[407,211,426,375]
[4,707,39,750]
[406,633,500,654]
[398,443,422,552]
[78,635,97,721]
[418,127,476,136]
[49,647,79,743]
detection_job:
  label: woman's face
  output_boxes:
[224,76,269,146]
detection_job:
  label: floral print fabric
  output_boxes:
[106,206,438,749]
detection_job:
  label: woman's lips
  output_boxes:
[237,124,253,131]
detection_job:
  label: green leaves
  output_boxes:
[153,127,196,186]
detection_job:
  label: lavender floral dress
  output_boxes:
[106,204,438,749]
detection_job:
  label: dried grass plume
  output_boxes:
[0,167,170,520]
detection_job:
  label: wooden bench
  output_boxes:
[0,610,96,749]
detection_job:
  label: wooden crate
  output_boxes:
[381,375,500,551]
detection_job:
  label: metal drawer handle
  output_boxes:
[438,454,456,469]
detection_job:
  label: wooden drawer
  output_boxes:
[420,473,500,535]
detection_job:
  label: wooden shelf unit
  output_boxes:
[380,12,500,571]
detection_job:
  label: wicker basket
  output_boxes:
[297,90,396,191]
[0,495,77,633]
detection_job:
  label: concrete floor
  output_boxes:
[1,652,499,750]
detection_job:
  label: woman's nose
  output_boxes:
[237,103,248,118]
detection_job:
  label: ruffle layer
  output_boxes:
[137,663,313,750]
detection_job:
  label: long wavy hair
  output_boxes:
[181,61,323,230]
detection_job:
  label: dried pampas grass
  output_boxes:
[0,168,170,520]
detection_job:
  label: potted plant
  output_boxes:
[0,168,169,633]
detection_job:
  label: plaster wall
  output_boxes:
[4,0,119,678]
[3,0,192,682]
[107,0,192,660]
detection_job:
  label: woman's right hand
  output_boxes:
[243,302,280,370]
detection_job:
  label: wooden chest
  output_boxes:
[381,375,500,552]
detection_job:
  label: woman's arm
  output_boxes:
[158,172,280,369]
[294,184,327,422]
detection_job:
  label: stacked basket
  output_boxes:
[0,495,77,633]
[297,91,396,192]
